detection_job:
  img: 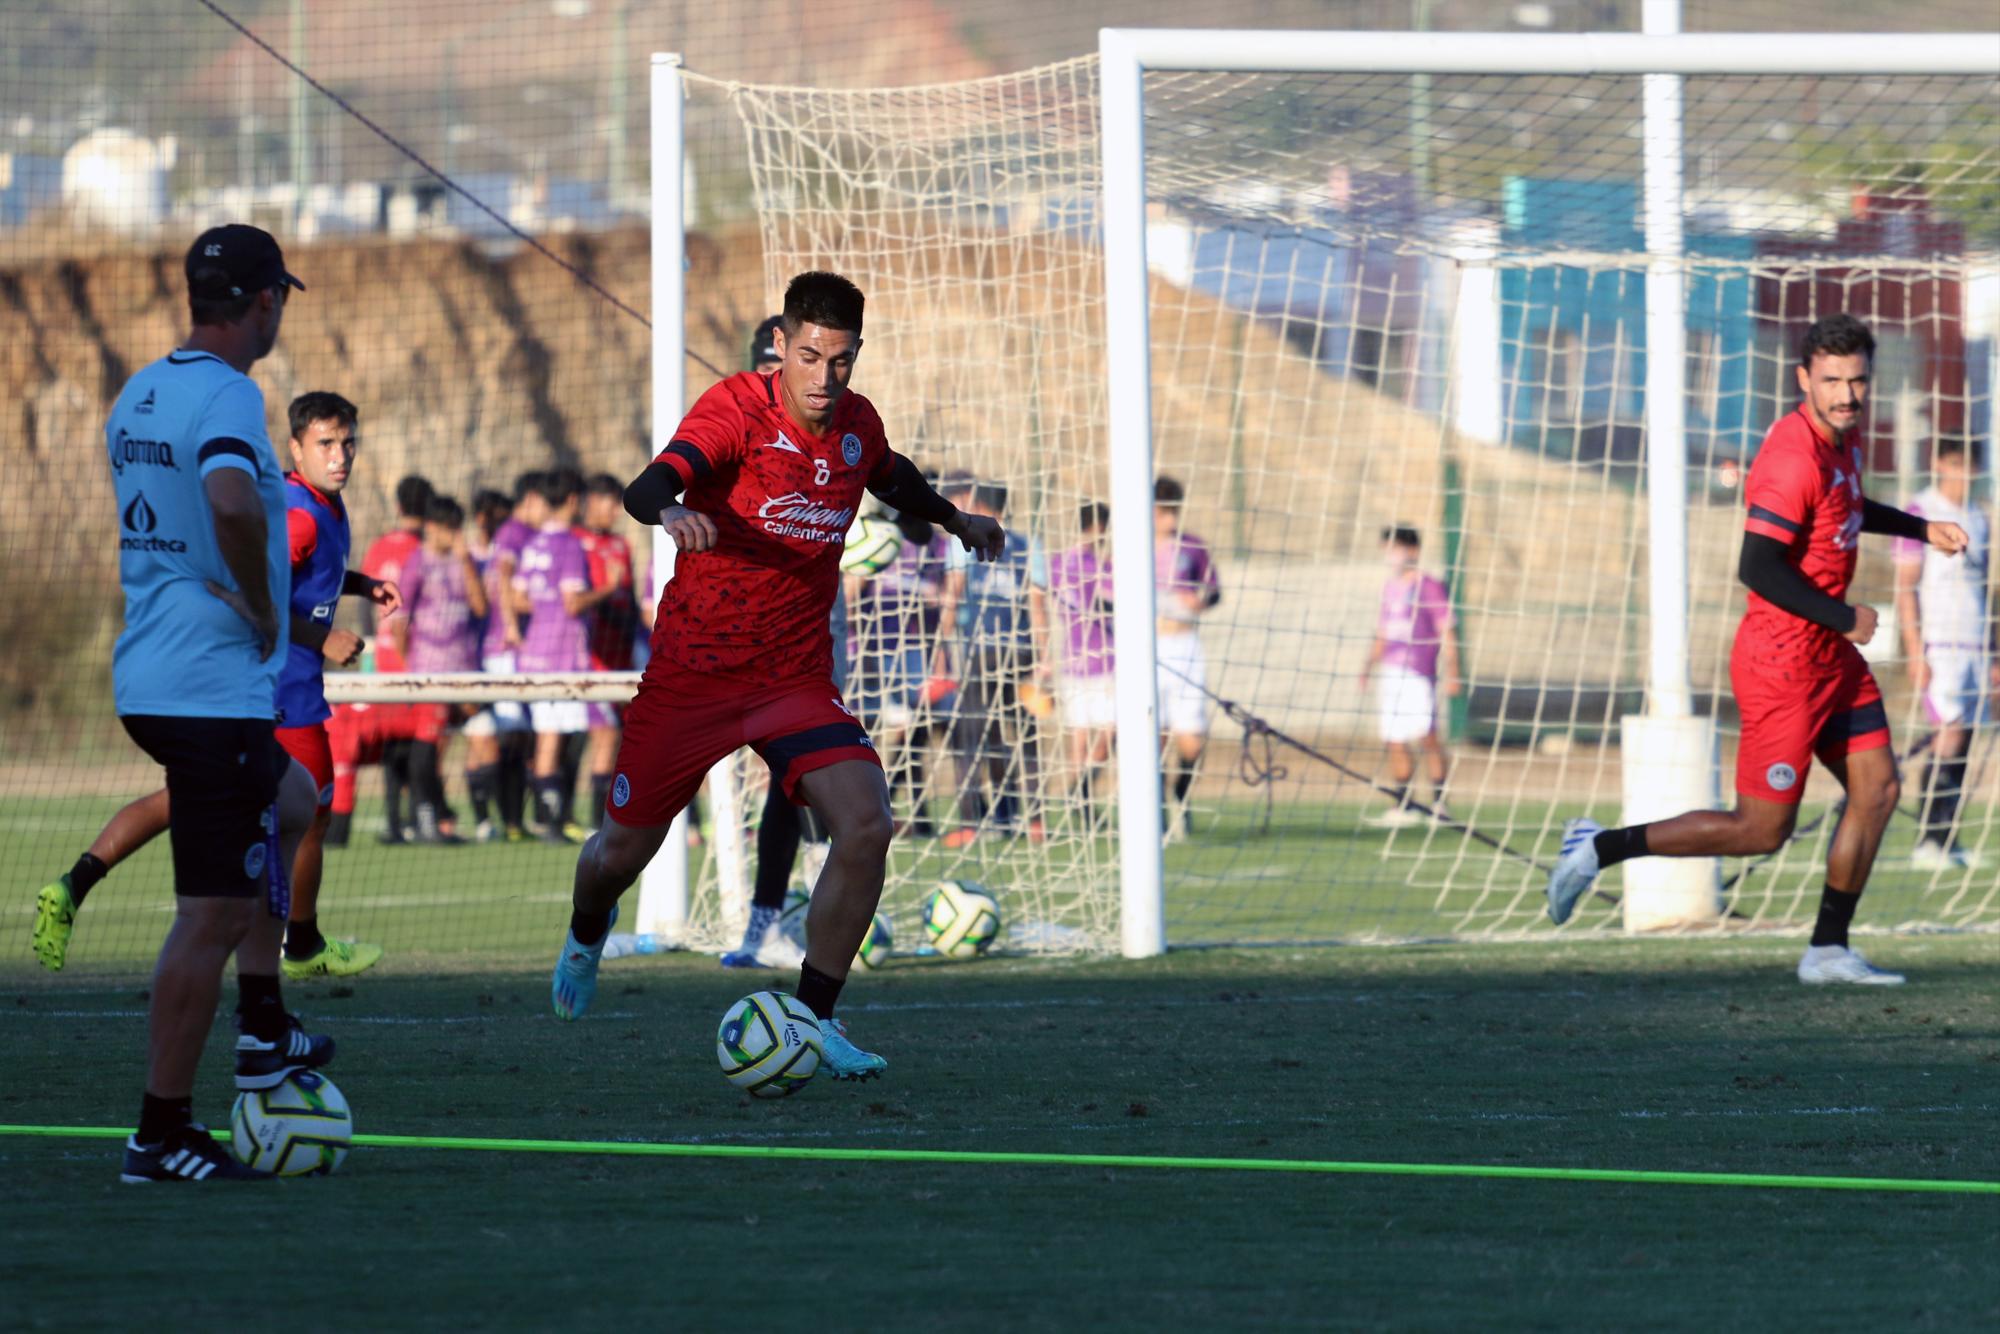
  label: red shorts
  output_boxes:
[1731,636,1891,804]
[607,674,878,828]
[276,721,335,810]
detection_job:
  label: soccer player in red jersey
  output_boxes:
[551,272,1004,1078]
[1547,316,1969,983]
[354,474,432,842]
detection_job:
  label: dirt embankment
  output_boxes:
[0,225,771,737]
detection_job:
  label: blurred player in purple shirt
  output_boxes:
[1153,476,1222,837]
[1047,501,1116,815]
[461,477,545,842]
[391,494,489,841]
[511,471,593,840]
[1360,525,1461,827]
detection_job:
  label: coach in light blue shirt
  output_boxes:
[97,224,337,1184]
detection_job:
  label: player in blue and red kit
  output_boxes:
[549,272,1005,1078]
[1548,316,1970,983]
[275,391,399,977]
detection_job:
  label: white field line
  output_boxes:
[0,1009,638,1025]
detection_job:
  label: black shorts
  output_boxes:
[121,715,288,898]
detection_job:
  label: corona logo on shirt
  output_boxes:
[757,491,854,543]
[111,429,178,474]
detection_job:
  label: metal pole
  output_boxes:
[609,1,630,212]
[1641,0,1691,718]
[1098,29,1167,959]
[636,52,689,943]
[288,0,308,233]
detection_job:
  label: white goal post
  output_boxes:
[1098,25,2000,950]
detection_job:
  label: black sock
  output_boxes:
[795,959,845,1020]
[1388,784,1409,809]
[499,744,529,830]
[285,915,324,961]
[1593,825,1651,869]
[569,908,611,947]
[754,786,803,910]
[383,740,411,832]
[324,811,351,847]
[237,972,287,1041]
[559,733,588,824]
[410,740,445,811]
[68,851,110,905]
[1928,757,1968,845]
[535,776,564,826]
[136,1091,193,1146]
[590,774,613,830]
[1172,762,1194,806]
[1810,883,1859,948]
[468,764,497,824]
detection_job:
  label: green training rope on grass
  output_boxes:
[2,1124,1993,1195]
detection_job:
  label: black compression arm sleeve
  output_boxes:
[622,460,685,526]
[342,569,375,597]
[1861,498,1930,542]
[1738,532,1857,634]
[867,453,959,526]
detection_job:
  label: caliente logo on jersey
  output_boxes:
[757,492,854,543]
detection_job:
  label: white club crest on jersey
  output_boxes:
[1766,763,1797,793]
[841,433,863,467]
[763,431,804,455]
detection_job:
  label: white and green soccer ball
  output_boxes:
[778,887,811,949]
[230,1070,353,1176]
[853,911,894,971]
[716,990,821,1099]
[923,879,1001,959]
[840,515,903,577]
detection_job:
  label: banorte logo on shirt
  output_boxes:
[758,492,853,544]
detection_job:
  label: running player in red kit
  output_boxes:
[551,272,1004,1077]
[1548,315,1969,983]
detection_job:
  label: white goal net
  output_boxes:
[676,41,1999,950]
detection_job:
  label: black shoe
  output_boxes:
[323,812,352,848]
[376,827,408,846]
[120,1124,271,1183]
[235,1013,335,1091]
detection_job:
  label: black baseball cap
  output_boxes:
[185,224,306,302]
[749,314,784,368]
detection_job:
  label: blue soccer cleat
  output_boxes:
[551,905,618,1021]
[814,1015,886,1081]
[1546,818,1602,925]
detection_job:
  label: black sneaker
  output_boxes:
[235,1013,336,1091]
[120,1124,271,1183]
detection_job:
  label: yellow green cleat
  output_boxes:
[281,937,384,980]
[32,874,79,972]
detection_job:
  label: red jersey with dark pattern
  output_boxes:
[645,371,895,684]
[1739,405,1866,674]
[361,527,423,673]
[577,525,639,670]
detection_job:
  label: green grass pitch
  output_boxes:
[2,939,1996,1328]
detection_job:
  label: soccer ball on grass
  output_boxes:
[716,990,821,1098]
[230,1069,353,1176]
[923,879,1001,959]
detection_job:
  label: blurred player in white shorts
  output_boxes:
[512,472,594,842]
[1360,525,1461,828]
[1894,438,1995,870]
[1153,476,1221,838]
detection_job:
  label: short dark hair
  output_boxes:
[1934,437,1968,463]
[1154,475,1185,507]
[1799,314,1875,368]
[586,472,624,499]
[189,289,260,329]
[972,482,1009,514]
[1382,524,1421,549]
[782,271,865,338]
[533,469,579,508]
[425,495,465,529]
[1079,501,1110,534]
[287,391,358,441]
[472,488,512,528]
[396,474,435,519]
[513,470,548,505]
